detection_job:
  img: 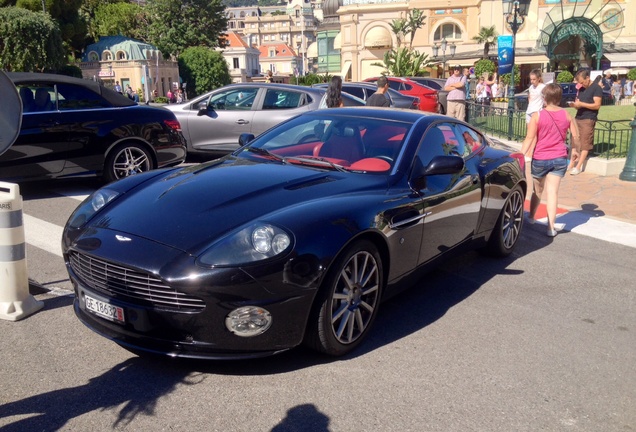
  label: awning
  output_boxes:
[364,27,392,49]
[333,32,342,50]
[306,42,318,58]
[604,52,636,67]
[515,54,549,65]
[339,60,351,79]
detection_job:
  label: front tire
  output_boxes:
[305,240,383,356]
[484,186,525,256]
[103,143,153,183]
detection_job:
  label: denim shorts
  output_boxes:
[531,157,568,178]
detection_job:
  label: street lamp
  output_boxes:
[432,38,456,78]
[502,0,531,138]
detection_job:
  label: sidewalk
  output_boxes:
[489,136,636,224]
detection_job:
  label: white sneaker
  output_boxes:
[570,168,581,175]
[547,228,557,237]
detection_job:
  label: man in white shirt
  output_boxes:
[526,69,545,123]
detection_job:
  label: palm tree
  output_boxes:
[405,9,426,49]
[472,26,498,59]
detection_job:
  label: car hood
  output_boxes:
[91,157,383,254]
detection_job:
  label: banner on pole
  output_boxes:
[497,35,514,75]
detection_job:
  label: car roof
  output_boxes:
[308,106,439,123]
[7,72,136,107]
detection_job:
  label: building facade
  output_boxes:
[318,0,634,85]
[80,36,180,101]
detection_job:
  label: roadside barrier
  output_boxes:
[0,182,43,321]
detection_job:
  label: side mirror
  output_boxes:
[411,155,465,190]
[239,133,255,147]
[197,101,208,115]
[423,155,465,175]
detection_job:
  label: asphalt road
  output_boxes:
[1,178,634,432]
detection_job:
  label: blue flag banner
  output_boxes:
[497,35,514,75]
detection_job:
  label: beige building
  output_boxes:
[80,36,180,101]
[333,0,634,84]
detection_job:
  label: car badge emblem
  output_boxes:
[115,235,132,242]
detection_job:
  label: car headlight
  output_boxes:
[67,189,120,229]
[198,223,292,267]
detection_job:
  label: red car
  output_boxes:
[364,76,439,112]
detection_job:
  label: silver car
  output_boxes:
[165,83,325,153]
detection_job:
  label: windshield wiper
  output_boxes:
[246,147,286,163]
[285,156,349,172]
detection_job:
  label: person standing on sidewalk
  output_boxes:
[444,65,467,120]
[526,69,546,124]
[570,69,602,175]
[521,83,580,237]
[366,76,390,107]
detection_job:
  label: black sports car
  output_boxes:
[63,107,527,359]
[1,72,186,183]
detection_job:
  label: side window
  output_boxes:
[29,85,56,112]
[455,124,484,156]
[56,83,109,110]
[262,89,304,110]
[209,88,257,110]
[387,81,400,91]
[416,123,466,167]
[342,86,365,100]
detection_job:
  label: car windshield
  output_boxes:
[237,113,412,173]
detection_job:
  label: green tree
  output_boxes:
[0,7,65,72]
[81,0,126,41]
[500,64,520,92]
[472,25,498,59]
[474,59,496,78]
[372,47,434,77]
[556,70,573,84]
[17,0,86,60]
[404,9,426,49]
[390,9,426,48]
[146,0,228,58]
[178,46,231,98]
[94,2,148,41]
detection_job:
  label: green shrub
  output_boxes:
[556,70,574,83]
[627,68,636,80]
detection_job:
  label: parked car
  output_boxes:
[313,82,420,110]
[514,82,613,110]
[1,72,187,183]
[406,77,449,114]
[63,107,527,360]
[165,83,362,154]
[363,76,439,112]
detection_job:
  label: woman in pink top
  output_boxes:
[521,83,580,237]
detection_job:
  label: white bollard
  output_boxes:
[0,182,43,321]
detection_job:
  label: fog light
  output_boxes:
[225,306,272,337]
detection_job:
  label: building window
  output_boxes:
[434,23,462,41]
[233,58,240,69]
[264,35,269,41]
[102,51,112,61]
[116,51,126,60]
[269,49,275,57]
[88,51,99,62]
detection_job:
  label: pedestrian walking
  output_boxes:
[569,69,602,175]
[366,76,390,107]
[521,83,580,237]
[526,69,546,124]
[444,65,467,120]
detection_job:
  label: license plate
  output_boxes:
[85,295,125,324]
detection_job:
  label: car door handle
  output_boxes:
[235,119,249,125]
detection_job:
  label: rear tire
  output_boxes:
[305,240,383,356]
[103,143,153,183]
[484,186,525,257]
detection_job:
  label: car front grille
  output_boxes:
[69,251,205,311]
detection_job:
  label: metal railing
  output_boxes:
[465,100,633,159]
